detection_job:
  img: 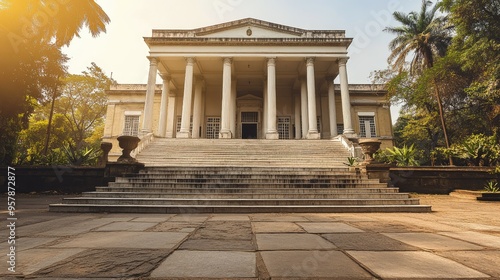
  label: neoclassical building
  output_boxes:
[103,18,393,159]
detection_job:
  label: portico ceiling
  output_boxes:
[157,56,340,96]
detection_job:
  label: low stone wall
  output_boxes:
[389,167,499,194]
[0,163,145,194]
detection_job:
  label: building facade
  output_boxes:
[103,18,393,159]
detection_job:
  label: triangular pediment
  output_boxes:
[195,18,304,38]
[238,93,263,101]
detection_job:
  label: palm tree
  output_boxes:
[385,0,454,164]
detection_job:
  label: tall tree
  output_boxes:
[385,0,453,163]
[0,0,110,164]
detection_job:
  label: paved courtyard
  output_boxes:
[1,194,499,279]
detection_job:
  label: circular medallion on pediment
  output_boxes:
[246,28,252,36]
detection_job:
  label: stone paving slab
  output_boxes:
[436,250,500,278]
[0,237,56,252]
[260,250,373,279]
[322,233,418,251]
[93,221,157,232]
[132,215,174,223]
[179,239,255,251]
[191,221,252,240]
[148,222,198,233]
[384,232,484,251]
[348,220,425,233]
[150,251,256,278]
[33,249,170,278]
[256,234,336,250]
[17,216,94,237]
[250,214,309,222]
[0,249,84,276]
[168,214,210,223]
[439,231,500,248]
[348,251,490,279]
[298,222,364,233]
[38,218,129,237]
[252,222,304,233]
[209,214,251,221]
[51,232,188,249]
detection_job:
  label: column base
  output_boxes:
[219,131,233,139]
[176,131,191,139]
[306,131,321,140]
[343,132,358,139]
[266,132,279,140]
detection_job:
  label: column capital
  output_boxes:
[267,57,277,65]
[305,57,315,65]
[185,57,196,64]
[147,56,159,66]
[160,73,171,81]
[222,57,233,64]
[338,58,349,66]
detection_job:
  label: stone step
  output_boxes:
[114,178,381,184]
[59,197,421,206]
[106,182,388,189]
[118,174,370,180]
[95,187,399,194]
[83,192,411,199]
[49,204,432,214]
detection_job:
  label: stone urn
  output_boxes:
[117,135,141,163]
[98,142,113,167]
[358,139,382,165]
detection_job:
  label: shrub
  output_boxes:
[376,144,420,167]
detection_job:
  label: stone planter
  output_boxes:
[358,139,382,165]
[477,193,500,201]
[117,135,141,163]
[98,142,113,167]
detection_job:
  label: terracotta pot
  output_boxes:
[358,139,382,164]
[117,136,141,163]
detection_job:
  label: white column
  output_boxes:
[220,57,232,139]
[300,79,308,139]
[294,93,301,139]
[327,78,338,138]
[177,57,195,138]
[158,74,170,137]
[306,58,320,139]
[165,91,176,138]
[339,58,355,135]
[266,58,279,140]
[192,77,203,139]
[141,57,158,134]
[262,80,268,139]
[230,79,237,137]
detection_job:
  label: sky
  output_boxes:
[62,0,424,122]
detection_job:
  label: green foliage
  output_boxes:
[484,181,499,193]
[377,145,420,167]
[439,134,500,166]
[62,145,100,166]
[343,157,358,167]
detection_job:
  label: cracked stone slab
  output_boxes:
[439,231,500,249]
[348,251,490,279]
[436,250,500,278]
[252,222,304,233]
[168,214,210,223]
[179,239,255,251]
[148,222,198,233]
[93,222,157,232]
[150,251,256,278]
[191,221,252,240]
[0,249,84,276]
[33,249,170,278]
[256,234,336,250]
[384,232,484,251]
[298,222,364,233]
[322,233,418,251]
[51,232,188,249]
[260,251,372,278]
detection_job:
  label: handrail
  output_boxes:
[335,134,362,159]
[131,133,154,157]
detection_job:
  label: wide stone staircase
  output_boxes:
[50,139,431,213]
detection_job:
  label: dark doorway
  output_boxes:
[242,124,258,139]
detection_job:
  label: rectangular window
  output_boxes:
[206,117,220,139]
[337,124,344,135]
[123,115,140,137]
[278,117,291,139]
[359,116,376,138]
[241,112,258,123]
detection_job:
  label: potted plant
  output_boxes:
[343,157,359,172]
[478,180,500,201]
